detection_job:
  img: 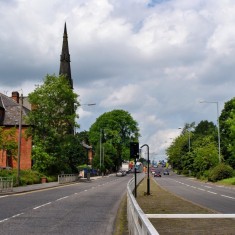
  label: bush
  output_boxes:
[208,163,233,182]
[0,169,48,186]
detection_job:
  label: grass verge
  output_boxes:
[113,194,128,235]
[136,176,235,235]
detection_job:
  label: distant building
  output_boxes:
[0,92,32,169]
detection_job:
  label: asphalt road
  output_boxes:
[153,168,235,213]
[0,174,132,235]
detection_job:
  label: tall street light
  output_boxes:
[200,101,221,162]
[178,127,191,152]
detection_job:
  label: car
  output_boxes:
[163,170,169,175]
[116,171,123,177]
[154,172,161,177]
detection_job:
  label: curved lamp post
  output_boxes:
[140,144,150,195]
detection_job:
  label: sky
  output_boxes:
[1,0,235,162]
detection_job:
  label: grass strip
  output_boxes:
[136,176,235,235]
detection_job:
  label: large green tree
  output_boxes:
[220,97,235,167]
[89,109,140,171]
[167,121,219,177]
[26,74,80,174]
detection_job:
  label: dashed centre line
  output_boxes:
[175,180,234,200]
[33,202,51,210]
[221,195,235,200]
[56,196,69,201]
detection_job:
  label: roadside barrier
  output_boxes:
[0,177,13,192]
[58,174,79,184]
[127,173,160,235]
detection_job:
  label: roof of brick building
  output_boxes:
[0,93,30,126]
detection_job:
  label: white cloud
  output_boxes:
[1,0,235,156]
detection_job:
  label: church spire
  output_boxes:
[59,22,73,89]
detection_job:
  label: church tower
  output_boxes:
[59,22,73,89]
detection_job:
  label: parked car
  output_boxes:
[163,170,169,175]
[154,172,161,177]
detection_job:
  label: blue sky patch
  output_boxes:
[147,0,170,8]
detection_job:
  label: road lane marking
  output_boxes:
[207,191,217,195]
[0,195,9,199]
[204,186,212,189]
[12,213,24,218]
[221,195,235,200]
[197,188,206,191]
[0,218,10,223]
[190,186,197,189]
[56,196,69,201]
[33,202,51,210]
[0,212,24,223]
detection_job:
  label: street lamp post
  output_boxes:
[200,101,221,162]
[178,127,191,152]
[140,144,150,195]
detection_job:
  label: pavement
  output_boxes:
[0,176,104,196]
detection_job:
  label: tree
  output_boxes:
[219,97,235,167]
[26,74,80,174]
[0,127,17,167]
[192,136,219,176]
[89,109,140,171]
[167,121,219,177]
[194,120,217,138]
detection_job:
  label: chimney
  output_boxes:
[12,91,19,103]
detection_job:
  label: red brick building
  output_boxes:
[0,92,32,169]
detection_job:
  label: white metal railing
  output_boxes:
[58,174,79,184]
[0,177,13,192]
[127,173,160,235]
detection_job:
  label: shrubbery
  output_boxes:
[208,163,233,182]
[0,169,53,186]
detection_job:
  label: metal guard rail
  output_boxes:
[58,174,79,184]
[0,177,13,192]
[127,173,160,235]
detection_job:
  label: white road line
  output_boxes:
[0,213,24,223]
[204,186,212,189]
[33,202,51,210]
[198,188,206,191]
[190,186,197,189]
[12,213,24,218]
[207,191,217,195]
[0,218,10,223]
[0,195,9,199]
[56,196,69,201]
[221,195,235,200]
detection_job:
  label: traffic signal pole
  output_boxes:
[130,142,139,198]
[141,144,150,195]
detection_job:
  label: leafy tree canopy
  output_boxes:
[26,74,80,174]
[219,97,235,167]
[89,109,140,171]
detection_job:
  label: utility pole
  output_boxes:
[17,93,23,186]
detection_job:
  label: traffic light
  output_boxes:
[130,142,139,158]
